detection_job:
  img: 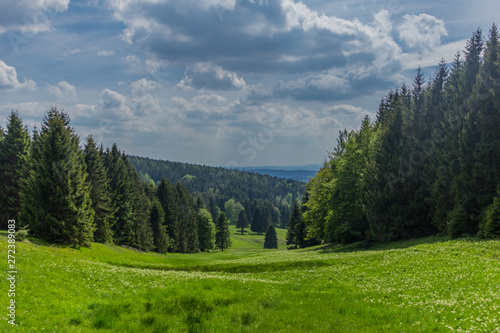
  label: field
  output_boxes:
[1,226,500,332]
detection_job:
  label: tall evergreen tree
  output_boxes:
[0,111,30,228]
[264,223,278,249]
[236,209,249,235]
[20,108,94,246]
[84,136,115,243]
[197,209,215,251]
[157,177,180,252]
[150,197,169,253]
[104,144,134,245]
[215,212,231,251]
[286,200,302,249]
[251,203,271,234]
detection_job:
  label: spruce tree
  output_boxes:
[20,108,94,246]
[0,111,30,228]
[215,212,231,251]
[84,136,115,243]
[104,144,134,245]
[287,200,304,249]
[251,203,271,234]
[197,209,215,251]
[236,209,249,235]
[150,198,169,253]
[157,177,180,252]
[264,223,278,249]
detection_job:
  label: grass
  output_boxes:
[1,226,500,332]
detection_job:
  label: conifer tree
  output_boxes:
[104,144,134,245]
[157,177,180,252]
[251,203,271,234]
[0,111,30,228]
[20,108,94,246]
[197,209,215,251]
[215,212,231,251]
[84,136,115,243]
[236,209,249,235]
[150,198,169,253]
[264,223,278,249]
[286,200,302,249]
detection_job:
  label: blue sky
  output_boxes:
[0,0,498,167]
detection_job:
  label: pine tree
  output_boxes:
[150,198,169,253]
[84,136,115,243]
[20,108,94,246]
[264,223,278,249]
[0,111,30,229]
[236,209,249,235]
[104,144,134,245]
[483,185,500,238]
[251,203,271,234]
[286,200,301,249]
[123,154,153,251]
[197,209,215,251]
[156,177,180,252]
[215,212,231,251]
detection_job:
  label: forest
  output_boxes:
[0,108,302,253]
[299,25,500,246]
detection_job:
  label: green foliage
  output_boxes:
[84,136,115,243]
[304,25,499,245]
[264,223,278,249]
[215,212,231,251]
[149,198,169,253]
[197,209,215,251]
[251,203,271,235]
[0,110,30,228]
[236,209,249,235]
[483,186,500,238]
[20,108,94,247]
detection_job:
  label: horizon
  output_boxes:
[1,0,498,167]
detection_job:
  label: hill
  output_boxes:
[232,165,321,182]
[2,231,499,332]
[129,155,306,202]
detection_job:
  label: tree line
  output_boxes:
[300,25,500,246]
[129,155,306,230]
[0,108,235,251]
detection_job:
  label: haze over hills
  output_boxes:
[231,165,322,182]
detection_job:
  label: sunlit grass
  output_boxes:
[0,229,499,332]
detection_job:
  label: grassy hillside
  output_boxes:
[1,229,500,332]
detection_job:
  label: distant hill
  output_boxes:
[128,156,306,203]
[232,165,321,182]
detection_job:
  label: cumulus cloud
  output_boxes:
[0,60,36,91]
[177,62,246,91]
[48,81,77,100]
[273,73,351,101]
[0,0,70,35]
[99,89,134,119]
[398,14,448,52]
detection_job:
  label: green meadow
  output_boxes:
[1,227,500,332]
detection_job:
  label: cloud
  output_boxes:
[398,14,448,52]
[177,62,246,91]
[0,0,70,35]
[99,88,133,119]
[64,48,81,56]
[48,80,77,100]
[97,50,115,56]
[0,60,37,91]
[273,73,351,101]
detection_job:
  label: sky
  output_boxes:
[0,0,498,167]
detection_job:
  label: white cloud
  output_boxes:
[99,89,133,119]
[0,60,36,91]
[177,62,246,91]
[0,0,70,35]
[48,80,77,100]
[97,50,115,56]
[398,14,448,52]
[64,48,81,56]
